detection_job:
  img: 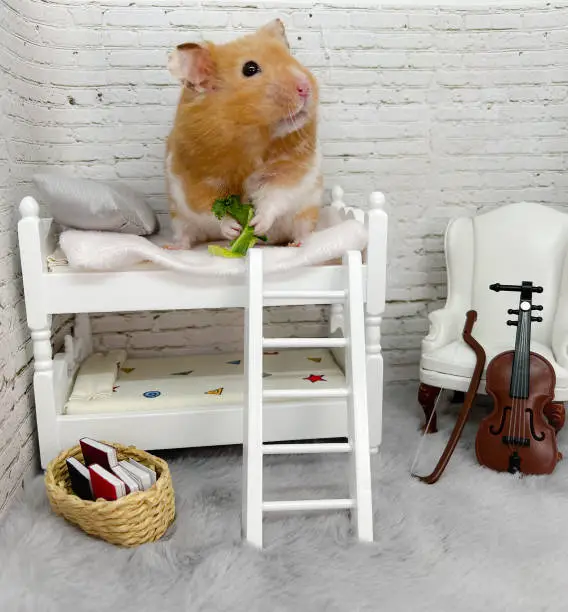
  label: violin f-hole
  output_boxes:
[489,406,510,436]
[526,408,546,441]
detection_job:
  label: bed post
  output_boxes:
[18,197,59,469]
[330,187,347,336]
[365,192,387,451]
[328,187,347,370]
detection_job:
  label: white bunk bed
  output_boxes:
[17,186,388,470]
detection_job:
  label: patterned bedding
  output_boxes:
[64,349,346,415]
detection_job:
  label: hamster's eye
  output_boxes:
[242,61,261,77]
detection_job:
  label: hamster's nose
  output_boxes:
[296,78,311,99]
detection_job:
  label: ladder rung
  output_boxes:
[263,338,347,349]
[263,388,349,400]
[263,443,351,455]
[263,499,355,513]
[263,290,346,301]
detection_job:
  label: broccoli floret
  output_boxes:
[211,195,253,229]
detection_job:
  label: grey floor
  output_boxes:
[1,383,567,612]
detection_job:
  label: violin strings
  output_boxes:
[522,310,529,446]
[517,314,524,448]
[510,317,517,455]
[510,309,527,456]
[512,309,529,456]
[523,309,530,445]
[520,313,525,446]
[513,315,520,450]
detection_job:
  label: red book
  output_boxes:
[80,438,118,472]
[89,464,126,501]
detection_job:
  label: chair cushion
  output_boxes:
[422,340,568,388]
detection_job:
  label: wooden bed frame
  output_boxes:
[17,186,388,469]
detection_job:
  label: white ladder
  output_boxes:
[242,248,374,548]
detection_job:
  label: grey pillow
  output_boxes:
[33,173,159,235]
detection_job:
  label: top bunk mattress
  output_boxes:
[46,236,347,276]
[64,349,346,415]
[44,206,366,277]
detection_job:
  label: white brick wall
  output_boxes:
[0,0,74,512]
[0,2,40,513]
[2,0,568,510]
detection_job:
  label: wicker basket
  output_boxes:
[45,442,175,547]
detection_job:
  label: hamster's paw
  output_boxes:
[220,216,242,240]
[164,236,192,250]
[251,209,276,236]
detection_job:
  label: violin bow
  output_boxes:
[415,310,486,484]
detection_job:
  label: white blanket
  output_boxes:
[57,210,368,277]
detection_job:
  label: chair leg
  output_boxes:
[418,383,441,433]
[544,401,566,434]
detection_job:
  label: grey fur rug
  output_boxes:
[1,384,567,612]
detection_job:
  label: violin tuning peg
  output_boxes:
[531,316,543,323]
[531,304,543,311]
[507,320,518,326]
[507,309,519,315]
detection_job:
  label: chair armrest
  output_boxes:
[421,216,474,356]
[553,302,568,370]
[553,331,568,370]
[422,307,464,355]
[552,249,568,369]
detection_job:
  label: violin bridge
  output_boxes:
[502,435,530,447]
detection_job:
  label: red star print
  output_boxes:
[304,374,326,383]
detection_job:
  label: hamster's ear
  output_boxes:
[257,18,289,48]
[167,43,216,92]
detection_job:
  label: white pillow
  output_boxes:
[33,173,159,235]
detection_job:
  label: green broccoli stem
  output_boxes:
[230,226,258,255]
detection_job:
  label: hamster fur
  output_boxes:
[165,19,322,248]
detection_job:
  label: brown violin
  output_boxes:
[475,281,560,475]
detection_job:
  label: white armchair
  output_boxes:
[419,201,568,432]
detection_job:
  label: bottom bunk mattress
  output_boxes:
[64,349,346,415]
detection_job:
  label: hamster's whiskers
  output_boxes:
[287,109,298,130]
